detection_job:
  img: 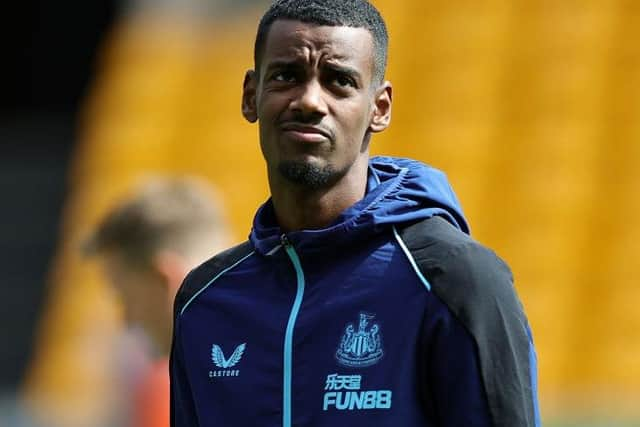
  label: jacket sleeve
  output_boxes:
[170,317,200,427]
[429,245,541,427]
[402,216,541,427]
[421,298,493,427]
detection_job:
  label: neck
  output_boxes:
[270,158,369,232]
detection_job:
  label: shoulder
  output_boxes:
[184,241,255,288]
[399,215,527,341]
[401,215,506,269]
[400,215,514,302]
[173,241,255,318]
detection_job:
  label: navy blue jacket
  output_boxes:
[171,157,540,426]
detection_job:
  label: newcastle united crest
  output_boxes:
[336,312,384,368]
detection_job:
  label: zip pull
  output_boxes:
[280,233,291,247]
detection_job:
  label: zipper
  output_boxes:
[281,234,305,427]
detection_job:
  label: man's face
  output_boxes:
[244,20,390,189]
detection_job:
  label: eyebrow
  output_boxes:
[324,62,362,82]
[264,59,303,71]
[263,58,364,83]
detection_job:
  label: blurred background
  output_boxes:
[1,0,639,426]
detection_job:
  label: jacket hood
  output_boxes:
[250,156,469,255]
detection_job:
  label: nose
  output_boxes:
[290,79,328,118]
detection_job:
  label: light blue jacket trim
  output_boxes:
[283,244,306,427]
[529,339,541,427]
[266,244,282,256]
[180,251,256,316]
[392,225,432,292]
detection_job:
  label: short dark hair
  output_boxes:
[254,0,388,83]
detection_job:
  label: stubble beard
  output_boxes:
[277,160,341,190]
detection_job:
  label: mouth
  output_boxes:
[280,123,332,143]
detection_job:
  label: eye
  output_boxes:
[272,70,297,83]
[325,69,358,91]
[333,74,356,88]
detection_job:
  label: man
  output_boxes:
[171,0,540,426]
[85,177,228,427]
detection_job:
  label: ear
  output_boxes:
[242,70,258,123]
[369,81,392,133]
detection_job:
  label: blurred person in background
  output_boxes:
[170,0,539,426]
[85,177,229,427]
